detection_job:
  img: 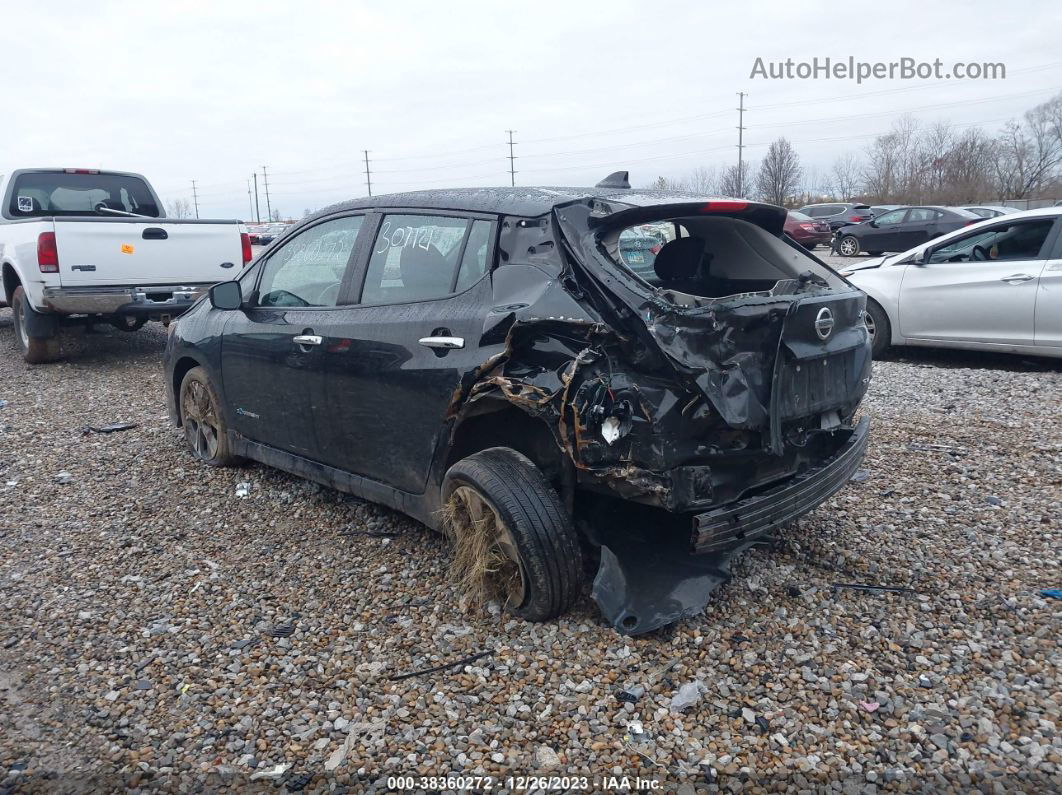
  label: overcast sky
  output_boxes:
[4,1,1059,220]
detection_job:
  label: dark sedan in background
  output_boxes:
[784,211,832,248]
[834,206,981,256]
[796,202,874,230]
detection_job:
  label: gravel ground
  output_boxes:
[0,306,1060,794]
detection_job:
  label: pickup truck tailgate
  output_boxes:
[52,219,242,286]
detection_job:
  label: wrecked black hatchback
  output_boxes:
[163,173,871,635]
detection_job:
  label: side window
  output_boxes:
[907,208,935,222]
[455,220,493,292]
[361,214,469,304]
[875,209,906,225]
[927,220,1055,264]
[256,215,362,307]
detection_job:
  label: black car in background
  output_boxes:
[796,202,874,230]
[835,205,981,256]
[163,176,870,635]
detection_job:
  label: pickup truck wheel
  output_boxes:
[11,286,60,364]
[179,367,240,467]
[442,448,582,622]
[111,316,147,332]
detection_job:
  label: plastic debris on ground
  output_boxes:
[82,422,138,435]
[248,762,290,781]
[669,680,706,712]
[55,471,74,484]
[235,482,251,498]
[1040,589,1062,600]
[860,701,881,712]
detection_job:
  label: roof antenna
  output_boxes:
[595,171,630,189]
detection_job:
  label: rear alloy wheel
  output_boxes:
[864,299,891,358]
[838,235,861,257]
[442,447,581,622]
[179,366,241,466]
[11,286,60,364]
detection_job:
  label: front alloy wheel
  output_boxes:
[838,235,860,256]
[179,367,240,466]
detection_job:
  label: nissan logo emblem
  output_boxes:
[814,307,835,340]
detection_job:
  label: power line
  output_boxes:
[363,150,372,197]
[506,130,518,186]
[262,166,272,221]
[253,173,261,223]
[736,92,747,197]
[190,180,199,219]
[246,179,253,221]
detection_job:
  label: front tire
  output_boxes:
[838,235,861,257]
[442,448,582,622]
[179,367,241,467]
[11,286,60,364]
[864,299,891,358]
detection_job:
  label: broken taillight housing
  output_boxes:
[701,200,749,213]
[37,232,59,272]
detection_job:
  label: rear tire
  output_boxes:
[838,235,861,257]
[864,299,891,358]
[179,366,241,467]
[11,286,60,364]
[442,447,582,622]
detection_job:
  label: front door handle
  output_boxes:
[1000,273,1034,283]
[418,336,464,350]
[293,334,322,346]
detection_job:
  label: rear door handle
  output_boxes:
[1000,273,1034,283]
[293,334,322,346]
[418,336,464,349]
[142,227,168,240]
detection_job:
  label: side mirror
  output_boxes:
[209,280,243,310]
[868,219,878,228]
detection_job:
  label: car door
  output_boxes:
[220,214,365,457]
[898,217,1057,346]
[863,208,907,251]
[1035,224,1062,347]
[895,208,937,250]
[308,211,497,493]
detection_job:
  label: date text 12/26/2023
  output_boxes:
[387,775,663,791]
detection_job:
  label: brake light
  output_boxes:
[240,232,252,265]
[63,168,100,174]
[849,215,864,222]
[650,244,661,255]
[37,232,59,272]
[964,220,979,226]
[799,223,817,231]
[701,200,748,212]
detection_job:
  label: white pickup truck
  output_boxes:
[0,167,250,362]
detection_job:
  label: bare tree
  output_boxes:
[829,154,861,201]
[719,161,753,198]
[168,198,192,219]
[648,175,687,190]
[755,138,802,206]
[994,98,1062,198]
[685,166,718,194]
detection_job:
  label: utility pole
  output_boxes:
[246,179,253,220]
[261,166,272,221]
[190,180,199,219]
[735,92,747,198]
[252,173,261,223]
[506,130,517,187]
[363,150,372,197]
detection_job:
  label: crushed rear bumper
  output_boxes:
[592,417,869,635]
[692,416,870,553]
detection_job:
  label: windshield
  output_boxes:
[8,171,161,218]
